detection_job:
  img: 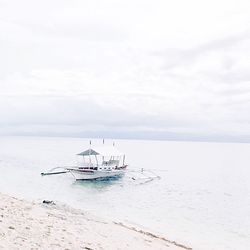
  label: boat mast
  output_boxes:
[102,138,104,163]
[123,155,125,166]
[89,140,92,164]
[95,155,98,166]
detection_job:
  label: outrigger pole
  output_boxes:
[41,167,69,176]
[41,170,68,176]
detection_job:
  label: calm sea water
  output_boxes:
[0,136,250,250]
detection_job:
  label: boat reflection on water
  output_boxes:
[71,175,125,190]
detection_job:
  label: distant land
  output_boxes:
[3,130,250,143]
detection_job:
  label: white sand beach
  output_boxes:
[0,193,191,250]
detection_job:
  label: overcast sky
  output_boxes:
[1,0,250,141]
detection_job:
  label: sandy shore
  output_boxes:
[0,193,192,250]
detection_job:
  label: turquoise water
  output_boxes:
[0,136,250,250]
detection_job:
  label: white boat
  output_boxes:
[41,145,160,183]
[66,146,127,180]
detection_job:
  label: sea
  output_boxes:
[0,136,249,250]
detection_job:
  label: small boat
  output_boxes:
[41,142,159,183]
[66,146,127,180]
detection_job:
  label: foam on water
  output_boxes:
[0,136,250,250]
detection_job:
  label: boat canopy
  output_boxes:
[77,146,124,157]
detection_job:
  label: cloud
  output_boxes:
[1,0,250,141]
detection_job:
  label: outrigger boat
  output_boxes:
[41,142,160,183]
[68,146,127,180]
[42,145,127,180]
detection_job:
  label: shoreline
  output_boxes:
[0,192,192,250]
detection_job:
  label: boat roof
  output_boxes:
[77,146,124,156]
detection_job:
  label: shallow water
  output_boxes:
[0,136,250,250]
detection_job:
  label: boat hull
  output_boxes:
[69,169,126,180]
